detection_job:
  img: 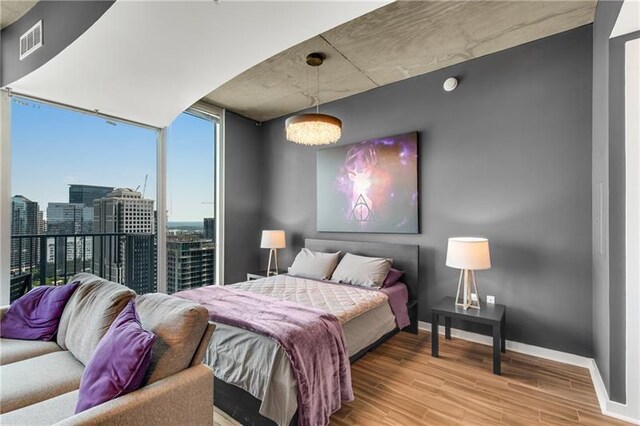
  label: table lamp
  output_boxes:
[261,230,286,276]
[446,237,491,310]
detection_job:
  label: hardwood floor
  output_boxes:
[214,331,629,425]
[214,406,241,426]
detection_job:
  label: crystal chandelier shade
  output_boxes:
[285,53,342,146]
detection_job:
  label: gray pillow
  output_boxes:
[57,273,136,365]
[288,248,341,280]
[331,253,393,288]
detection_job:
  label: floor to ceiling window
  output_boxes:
[1,95,220,302]
[166,109,218,294]
[8,96,158,298]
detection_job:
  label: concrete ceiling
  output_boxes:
[203,0,596,122]
[0,1,38,29]
[7,1,388,128]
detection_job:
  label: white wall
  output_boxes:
[624,36,640,423]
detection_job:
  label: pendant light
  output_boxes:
[285,53,342,146]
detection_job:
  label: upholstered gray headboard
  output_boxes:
[304,238,420,303]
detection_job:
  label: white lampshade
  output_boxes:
[260,230,286,249]
[446,237,491,270]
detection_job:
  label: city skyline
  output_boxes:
[10,189,211,228]
[10,97,215,222]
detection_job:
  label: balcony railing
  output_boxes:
[10,233,156,300]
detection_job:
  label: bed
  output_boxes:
[179,239,419,426]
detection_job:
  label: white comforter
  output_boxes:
[228,274,389,323]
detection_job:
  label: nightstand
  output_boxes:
[431,296,506,375]
[246,270,281,281]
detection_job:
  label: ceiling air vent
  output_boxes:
[19,20,43,61]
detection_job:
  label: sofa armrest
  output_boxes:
[191,321,216,366]
[0,305,9,322]
[55,364,214,426]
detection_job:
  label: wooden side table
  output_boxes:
[431,296,506,375]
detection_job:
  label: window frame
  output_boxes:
[188,101,224,286]
[166,102,222,288]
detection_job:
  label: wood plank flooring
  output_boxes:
[214,331,628,425]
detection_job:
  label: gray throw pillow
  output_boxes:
[288,248,341,280]
[331,253,393,288]
[57,273,136,365]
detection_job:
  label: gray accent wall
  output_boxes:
[223,111,264,284]
[1,1,114,87]
[259,26,594,356]
[591,0,625,403]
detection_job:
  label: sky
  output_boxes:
[10,97,215,222]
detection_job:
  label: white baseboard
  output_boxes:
[418,321,591,367]
[588,359,640,425]
[418,321,640,424]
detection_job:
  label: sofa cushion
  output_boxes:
[0,351,85,414]
[76,300,156,413]
[135,293,209,384]
[57,273,136,365]
[0,390,78,426]
[0,338,62,366]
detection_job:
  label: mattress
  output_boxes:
[207,275,398,425]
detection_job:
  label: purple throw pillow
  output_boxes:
[0,281,80,341]
[382,268,405,288]
[76,299,156,414]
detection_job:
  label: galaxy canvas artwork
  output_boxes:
[317,132,419,233]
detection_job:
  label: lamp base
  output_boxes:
[455,269,480,310]
[266,248,279,277]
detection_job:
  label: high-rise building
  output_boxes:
[46,238,92,263]
[37,210,45,234]
[94,188,154,234]
[46,203,86,234]
[66,184,108,233]
[69,184,114,208]
[10,195,40,272]
[204,218,215,240]
[47,202,94,264]
[94,188,156,293]
[167,235,215,294]
[81,207,93,233]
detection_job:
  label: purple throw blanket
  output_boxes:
[175,285,353,426]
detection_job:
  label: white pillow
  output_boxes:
[288,248,341,280]
[331,253,393,288]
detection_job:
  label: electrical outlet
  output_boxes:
[471,293,478,302]
[486,295,496,304]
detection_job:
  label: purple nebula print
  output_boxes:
[317,132,419,233]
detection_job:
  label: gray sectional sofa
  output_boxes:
[0,273,215,425]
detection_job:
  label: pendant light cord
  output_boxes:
[306,66,310,108]
[316,65,320,114]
